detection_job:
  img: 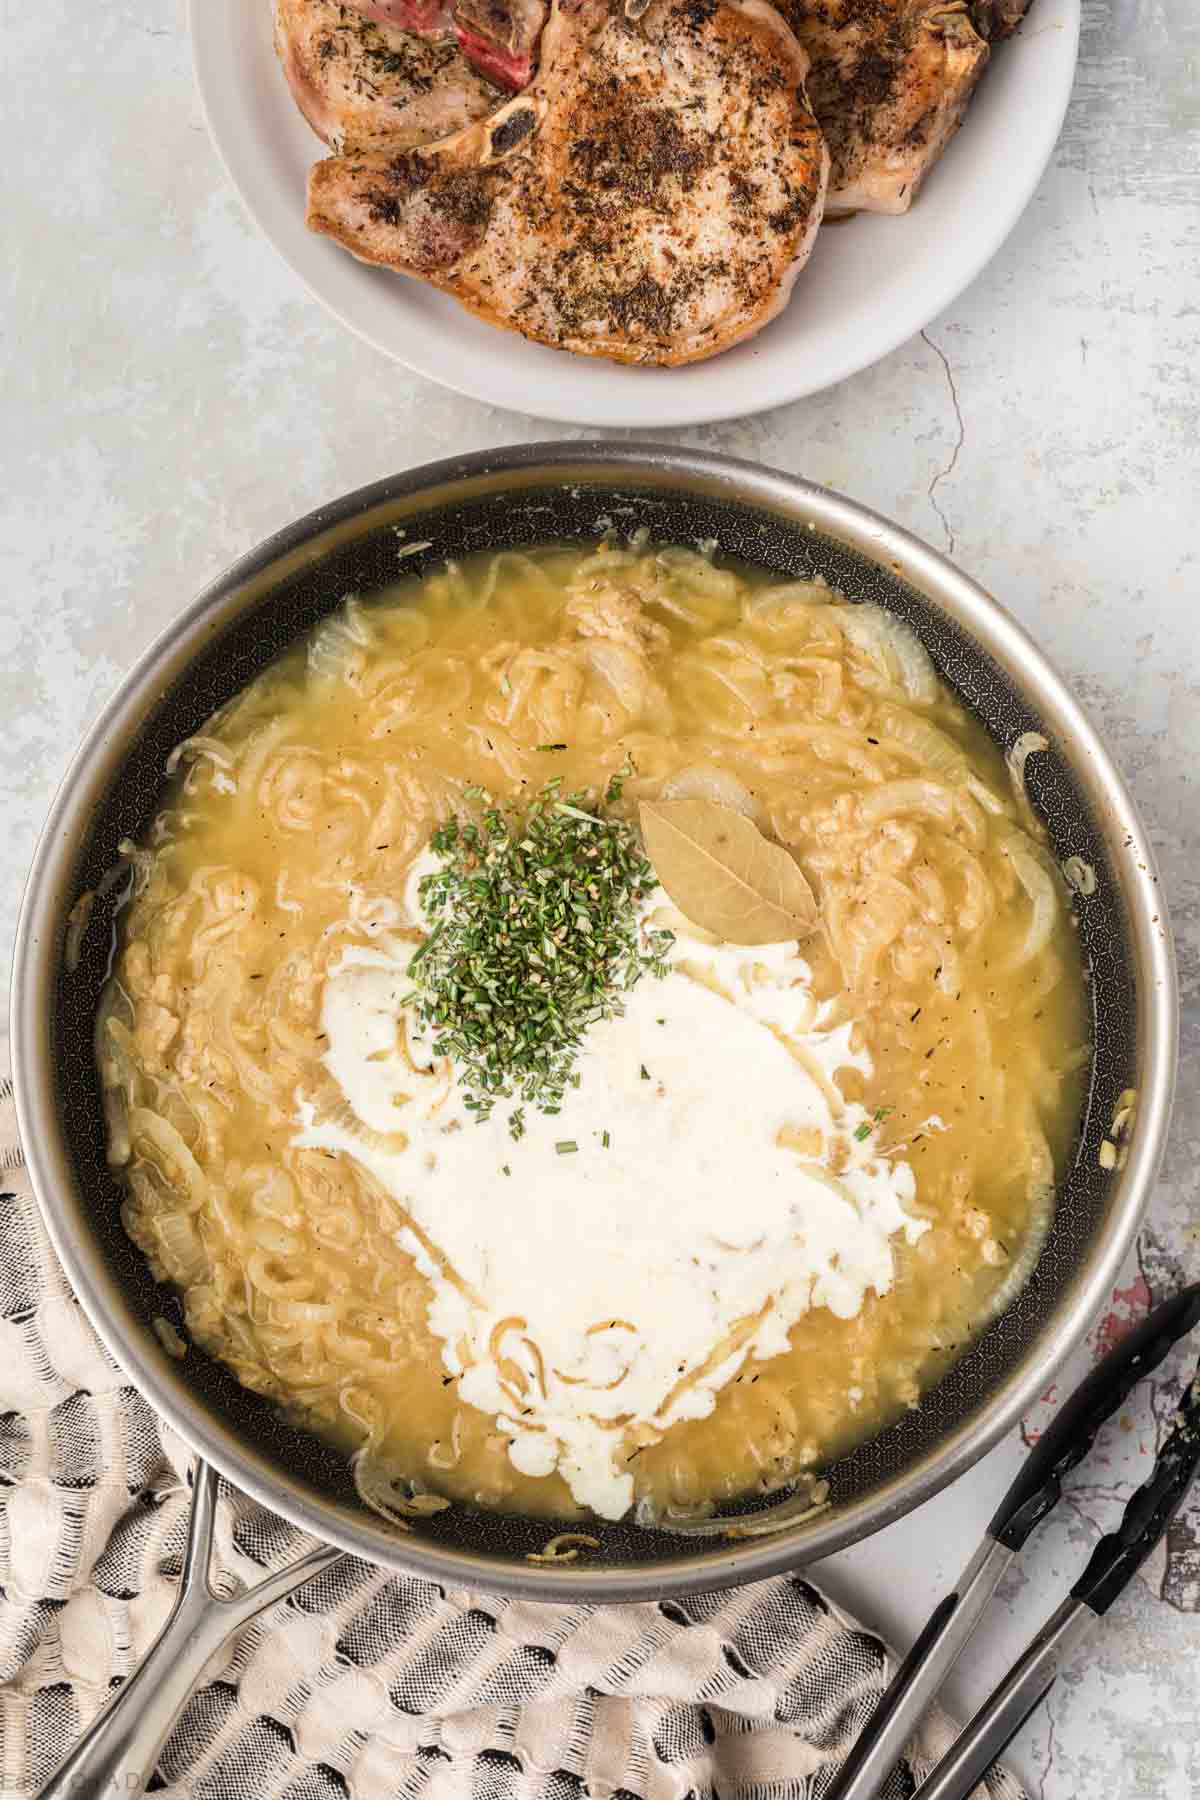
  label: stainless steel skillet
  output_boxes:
[9,444,1176,1790]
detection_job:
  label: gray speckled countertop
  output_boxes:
[3,3,1197,1794]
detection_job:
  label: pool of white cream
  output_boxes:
[295,902,926,1519]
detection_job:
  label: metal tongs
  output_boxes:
[827,1281,1200,1800]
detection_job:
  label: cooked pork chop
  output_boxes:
[275,0,500,150]
[340,0,547,87]
[306,0,829,366]
[778,1,993,214]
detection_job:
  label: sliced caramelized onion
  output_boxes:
[152,1211,207,1286]
[152,1316,188,1360]
[839,605,938,704]
[660,764,757,819]
[527,1532,601,1563]
[1001,839,1060,969]
[246,1250,315,1302]
[353,1452,450,1527]
[873,705,967,778]
[1006,730,1049,826]
[129,1108,209,1212]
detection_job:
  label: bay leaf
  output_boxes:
[639,799,818,945]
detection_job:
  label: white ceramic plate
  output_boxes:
[190,1,1079,429]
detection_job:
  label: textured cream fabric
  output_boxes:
[0,1070,1023,1800]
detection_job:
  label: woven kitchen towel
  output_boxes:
[0,1070,1023,1800]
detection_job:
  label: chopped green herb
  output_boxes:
[853,1122,872,1142]
[501,1164,512,1177]
[556,1140,579,1155]
[535,743,568,752]
[873,1105,893,1123]
[404,778,672,1139]
[640,1064,650,1081]
[601,1129,611,1148]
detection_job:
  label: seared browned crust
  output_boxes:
[776,1,991,214]
[306,0,829,366]
[274,0,500,151]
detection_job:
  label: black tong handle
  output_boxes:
[989,1281,1200,1551]
[909,1362,1200,1800]
[830,1283,1200,1800]
[1072,1363,1200,1613]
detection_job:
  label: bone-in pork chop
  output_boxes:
[305,0,829,367]
[275,0,501,151]
[778,1,998,215]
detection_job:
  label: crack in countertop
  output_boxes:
[921,328,966,557]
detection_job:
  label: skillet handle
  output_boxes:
[39,1459,344,1800]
